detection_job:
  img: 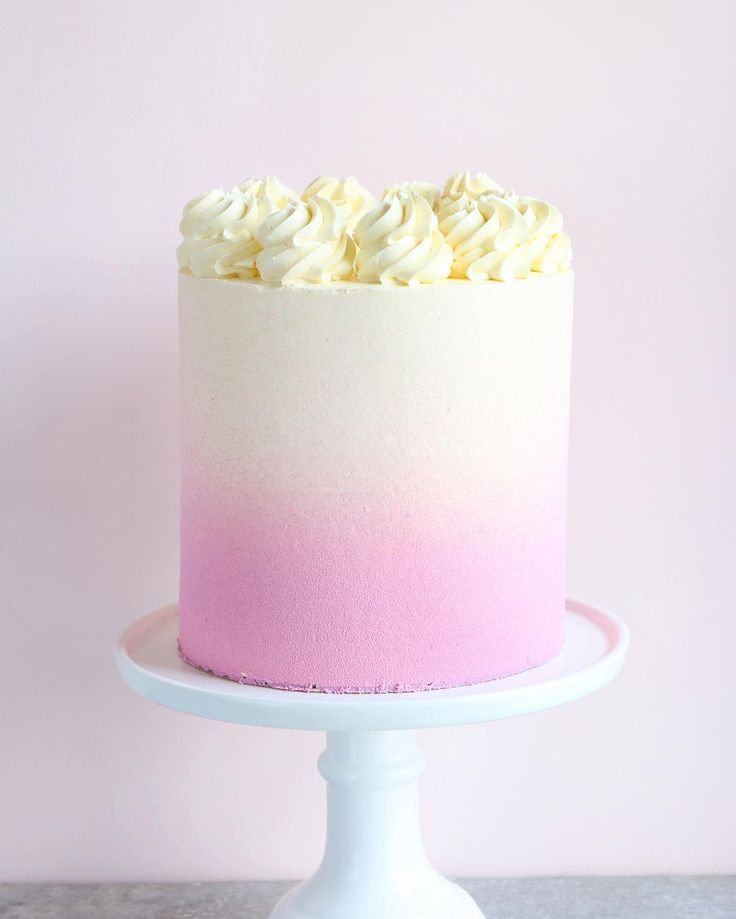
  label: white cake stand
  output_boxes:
[114,598,628,919]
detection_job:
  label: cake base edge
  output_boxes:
[176,635,564,695]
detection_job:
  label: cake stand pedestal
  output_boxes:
[114,598,628,919]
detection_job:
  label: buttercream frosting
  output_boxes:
[517,196,573,273]
[177,178,296,279]
[383,180,441,210]
[353,192,453,285]
[438,193,531,282]
[302,176,375,230]
[177,172,572,283]
[237,175,295,206]
[442,171,506,201]
[255,196,356,284]
[178,270,574,691]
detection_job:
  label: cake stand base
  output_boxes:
[115,599,628,919]
[271,730,482,918]
[270,730,482,919]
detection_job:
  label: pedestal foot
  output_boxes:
[269,730,486,919]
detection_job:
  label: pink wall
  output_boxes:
[2,0,734,881]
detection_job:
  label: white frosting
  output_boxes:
[177,172,572,283]
[177,188,245,278]
[353,192,453,285]
[517,197,572,273]
[185,234,262,279]
[237,176,295,206]
[177,180,295,279]
[255,196,356,284]
[301,176,375,230]
[179,271,574,494]
[442,171,506,201]
[383,180,441,210]
[438,194,531,282]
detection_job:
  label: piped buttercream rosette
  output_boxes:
[517,197,573,273]
[353,192,453,285]
[255,196,356,284]
[441,171,507,202]
[438,193,532,282]
[177,171,572,283]
[177,177,297,279]
[382,180,441,211]
[302,176,375,231]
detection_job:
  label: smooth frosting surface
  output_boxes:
[177,171,571,284]
[178,272,574,691]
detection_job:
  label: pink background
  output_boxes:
[2,0,735,881]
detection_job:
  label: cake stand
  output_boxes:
[114,598,628,919]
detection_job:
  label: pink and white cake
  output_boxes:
[176,172,574,693]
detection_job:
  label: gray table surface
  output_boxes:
[1,878,734,918]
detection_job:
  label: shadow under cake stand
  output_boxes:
[114,598,628,919]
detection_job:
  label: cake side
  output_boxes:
[178,272,574,691]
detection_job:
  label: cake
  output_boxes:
[176,172,573,693]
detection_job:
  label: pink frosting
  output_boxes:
[178,474,566,692]
[177,273,574,693]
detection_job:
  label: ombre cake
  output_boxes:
[177,172,574,692]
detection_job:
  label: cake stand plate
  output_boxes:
[114,599,628,919]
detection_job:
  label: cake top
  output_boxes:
[177,172,572,287]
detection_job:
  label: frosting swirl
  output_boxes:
[517,197,572,273]
[442,171,506,201]
[383,181,441,210]
[438,193,531,282]
[353,192,452,285]
[302,176,375,230]
[177,188,247,277]
[178,188,239,241]
[177,171,572,283]
[185,234,261,279]
[255,196,356,284]
[237,176,295,206]
[177,179,295,278]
